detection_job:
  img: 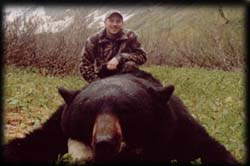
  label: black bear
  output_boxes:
[3,70,240,165]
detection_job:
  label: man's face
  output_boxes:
[105,14,123,35]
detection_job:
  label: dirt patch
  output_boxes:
[3,107,52,142]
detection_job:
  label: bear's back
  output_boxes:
[79,71,162,101]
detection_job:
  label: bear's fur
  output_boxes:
[3,69,239,165]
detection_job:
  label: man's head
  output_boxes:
[104,10,124,36]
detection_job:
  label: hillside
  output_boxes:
[3,5,245,74]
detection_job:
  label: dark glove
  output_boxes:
[121,61,138,73]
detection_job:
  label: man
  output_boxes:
[79,10,147,83]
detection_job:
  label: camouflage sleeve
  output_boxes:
[118,31,147,65]
[79,37,99,83]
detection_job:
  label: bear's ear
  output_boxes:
[58,87,80,105]
[148,85,175,102]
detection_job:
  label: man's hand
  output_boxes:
[107,57,119,70]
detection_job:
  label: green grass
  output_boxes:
[3,65,246,163]
[4,65,85,113]
[143,66,245,162]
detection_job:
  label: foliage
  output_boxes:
[3,8,93,76]
[3,65,245,163]
[130,6,245,71]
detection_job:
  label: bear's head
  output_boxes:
[58,74,174,162]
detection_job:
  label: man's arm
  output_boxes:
[79,37,99,83]
[115,31,147,65]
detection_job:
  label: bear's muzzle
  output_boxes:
[92,112,124,161]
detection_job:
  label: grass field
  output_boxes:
[3,65,246,163]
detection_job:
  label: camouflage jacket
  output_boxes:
[79,28,147,83]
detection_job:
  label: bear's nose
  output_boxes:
[94,140,118,161]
